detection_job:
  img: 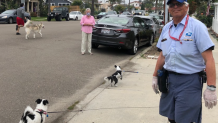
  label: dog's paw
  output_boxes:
[114,84,118,87]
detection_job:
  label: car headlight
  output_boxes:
[2,16,7,18]
[139,12,141,14]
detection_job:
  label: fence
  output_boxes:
[50,6,80,12]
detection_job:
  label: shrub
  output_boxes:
[197,15,213,28]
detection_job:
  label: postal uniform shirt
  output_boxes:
[80,15,95,34]
[157,15,214,74]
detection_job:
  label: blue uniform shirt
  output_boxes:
[157,15,214,74]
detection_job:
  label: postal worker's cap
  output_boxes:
[167,0,187,5]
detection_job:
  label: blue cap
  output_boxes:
[167,0,187,5]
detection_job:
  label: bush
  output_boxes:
[197,15,213,28]
[30,12,37,17]
[0,6,5,13]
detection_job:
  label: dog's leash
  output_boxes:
[123,70,138,73]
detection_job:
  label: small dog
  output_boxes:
[104,65,122,87]
[24,19,45,39]
[19,99,49,123]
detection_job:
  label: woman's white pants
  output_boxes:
[81,31,92,53]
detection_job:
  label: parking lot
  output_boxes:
[0,20,150,122]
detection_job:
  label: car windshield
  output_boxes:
[2,10,15,14]
[98,16,130,25]
[99,12,106,15]
[70,11,77,14]
[53,8,62,11]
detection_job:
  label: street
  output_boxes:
[0,20,149,122]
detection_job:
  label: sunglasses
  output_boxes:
[169,2,185,8]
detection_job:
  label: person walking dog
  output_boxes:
[16,3,26,35]
[152,0,217,123]
[80,8,95,55]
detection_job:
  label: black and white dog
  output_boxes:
[19,99,49,123]
[104,65,122,87]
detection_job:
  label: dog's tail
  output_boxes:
[19,106,35,123]
[24,19,31,27]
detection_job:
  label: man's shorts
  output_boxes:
[159,73,202,123]
[16,17,24,26]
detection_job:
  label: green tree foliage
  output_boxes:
[72,0,83,6]
[144,0,154,13]
[188,0,197,15]
[114,4,125,13]
[141,2,145,10]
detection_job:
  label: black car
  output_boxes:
[133,10,145,16]
[97,12,106,19]
[97,11,117,19]
[47,7,69,21]
[0,9,31,24]
[121,11,132,15]
[92,15,153,55]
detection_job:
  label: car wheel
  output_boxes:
[66,15,69,21]
[129,39,138,55]
[47,17,51,21]
[8,18,13,24]
[92,43,99,49]
[58,15,62,21]
[149,33,154,46]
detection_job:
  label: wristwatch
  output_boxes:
[207,85,216,91]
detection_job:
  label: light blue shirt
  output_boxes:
[157,15,214,74]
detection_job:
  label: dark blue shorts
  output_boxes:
[159,73,202,123]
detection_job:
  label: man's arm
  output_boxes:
[153,51,165,76]
[201,50,216,86]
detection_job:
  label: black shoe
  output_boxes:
[16,25,18,31]
[16,32,21,35]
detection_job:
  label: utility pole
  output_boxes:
[48,0,50,14]
[128,0,130,12]
[91,0,94,16]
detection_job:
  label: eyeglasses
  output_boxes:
[169,2,184,8]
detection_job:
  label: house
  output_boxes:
[44,0,73,6]
[130,1,141,9]
[99,1,111,12]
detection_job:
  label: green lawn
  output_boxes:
[31,17,48,21]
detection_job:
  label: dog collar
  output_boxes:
[38,109,47,114]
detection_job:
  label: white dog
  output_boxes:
[104,65,122,87]
[24,19,44,39]
[19,99,49,123]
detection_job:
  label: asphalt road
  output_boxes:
[0,20,149,122]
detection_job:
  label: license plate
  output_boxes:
[101,29,110,34]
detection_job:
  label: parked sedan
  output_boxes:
[92,15,153,55]
[69,11,83,20]
[0,9,31,24]
[97,12,106,19]
[139,16,161,38]
[133,10,145,16]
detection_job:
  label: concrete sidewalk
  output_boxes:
[65,34,218,123]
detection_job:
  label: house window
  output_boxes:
[51,3,55,6]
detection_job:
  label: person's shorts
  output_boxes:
[159,73,202,123]
[16,17,24,26]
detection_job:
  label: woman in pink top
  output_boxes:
[80,8,96,55]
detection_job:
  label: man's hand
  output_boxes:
[203,88,217,109]
[152,76,159,94]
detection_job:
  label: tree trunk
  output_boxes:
[155,0,158,13]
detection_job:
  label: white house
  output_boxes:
[212,2,218,35]
[130,1,141,8]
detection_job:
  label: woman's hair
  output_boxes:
[86,8,91,12]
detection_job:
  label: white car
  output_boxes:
[69,11,83,20]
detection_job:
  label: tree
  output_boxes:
[188,0,197,15]
[72,0,83,6]
[114,4,125,13]
[141,2,145,10]
[144,0,154,13]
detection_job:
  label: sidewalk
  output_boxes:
[66,34,218,123]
